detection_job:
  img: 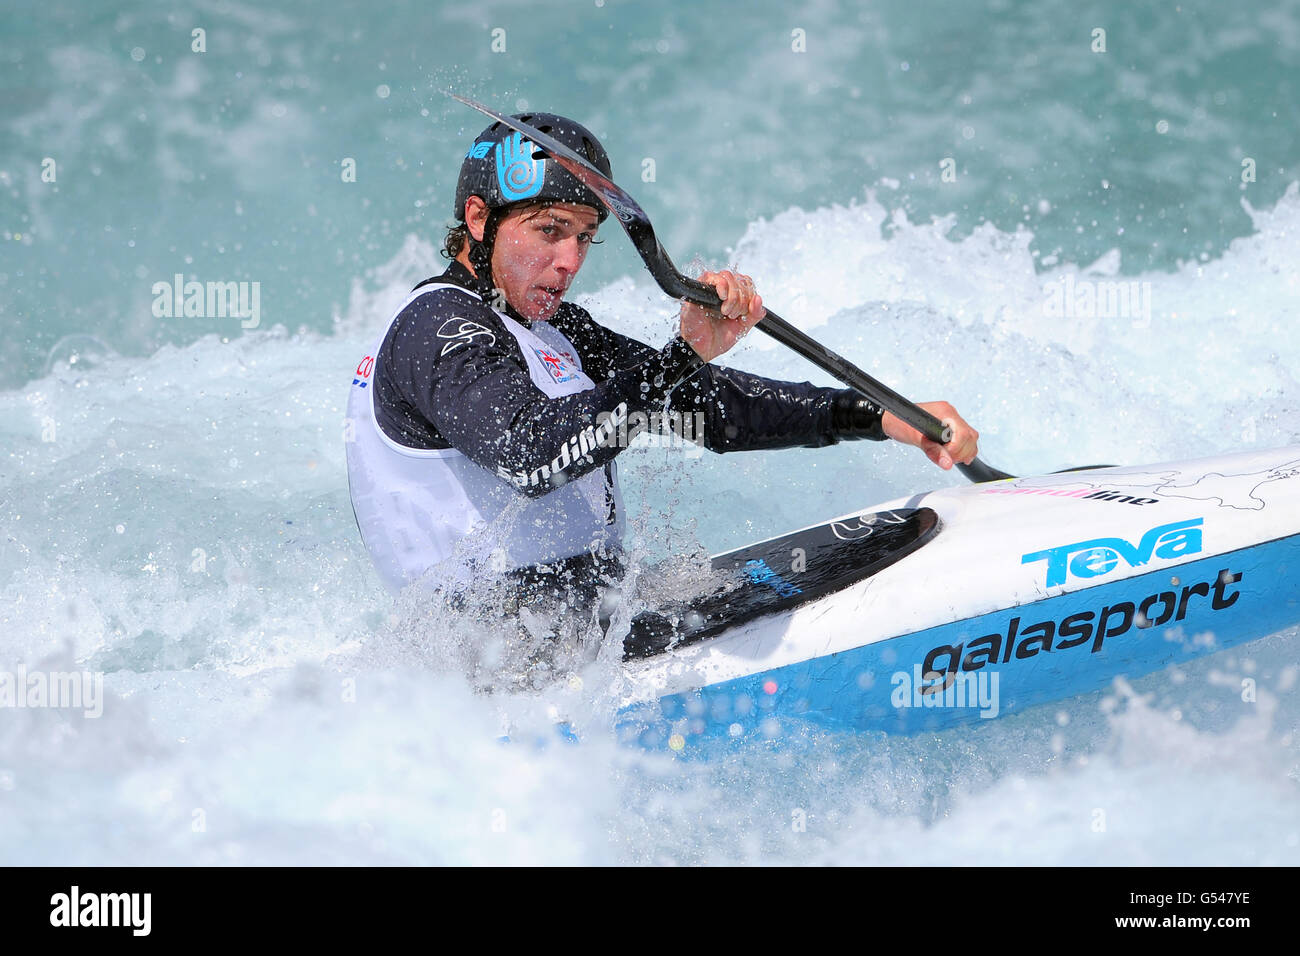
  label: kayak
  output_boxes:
[442,101,1295,753]
[614,445,1300,749]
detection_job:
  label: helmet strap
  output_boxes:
[467,206,508,292]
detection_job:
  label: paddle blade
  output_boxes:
[445,94,647,226]
[444,92,1019,480]
[443,92,713,304]
[958,458,1014,482]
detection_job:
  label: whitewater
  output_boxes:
[2,183,1297,864]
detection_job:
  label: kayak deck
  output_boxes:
[624,508,939,659]
[617,445,1300,747]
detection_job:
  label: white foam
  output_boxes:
[3,184,1299,864]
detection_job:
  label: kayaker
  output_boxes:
[344,112,980,601]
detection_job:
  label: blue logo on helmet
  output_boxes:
[466,142,492,159]
[495,132,545,202]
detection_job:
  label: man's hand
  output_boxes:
[882,402,980,471]
[679,269,766,362]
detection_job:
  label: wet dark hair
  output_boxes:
[441,223,470,260]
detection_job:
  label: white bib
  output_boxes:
[345,284,624,593]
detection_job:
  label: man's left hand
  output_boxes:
[881,401,980,471]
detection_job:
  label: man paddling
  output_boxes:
[344,112,980,600]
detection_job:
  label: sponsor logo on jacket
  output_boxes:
[352,354,374,388]
[437,317,496,356]
[497,402,630,490]
[533,345,579,384]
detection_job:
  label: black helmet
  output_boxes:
[453,112,612,223]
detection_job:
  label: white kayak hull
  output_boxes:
[616,445,1300,748]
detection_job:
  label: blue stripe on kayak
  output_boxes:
[618,533,1300,749]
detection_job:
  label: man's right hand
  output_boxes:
[679,269,766,362]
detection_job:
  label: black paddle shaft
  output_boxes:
[669,273,951,443]
[661,277,1012,484]
[445,92,1011,483]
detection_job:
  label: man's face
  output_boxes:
[489,202,601,322]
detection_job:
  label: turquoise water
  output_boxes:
[5,0,1298,383]
[2,0,1298,864]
